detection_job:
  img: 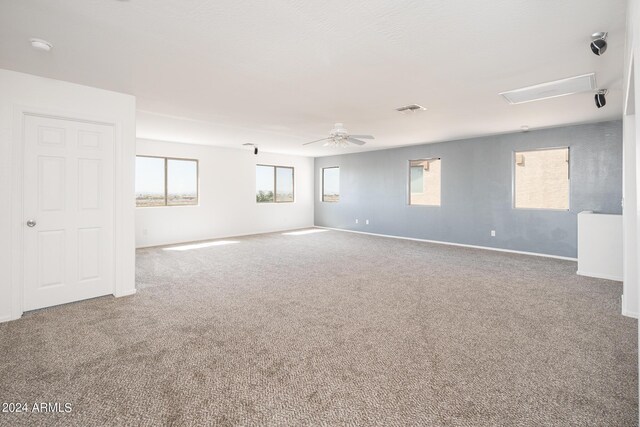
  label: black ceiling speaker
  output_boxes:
[590,32,608,56]
[595,89,608,108]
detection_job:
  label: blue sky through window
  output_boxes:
[135,156,164,195]
[323,168,339,195]
[168,159,197,196]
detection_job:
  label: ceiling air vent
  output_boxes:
[396,104,427,113]
[500,73,597,104]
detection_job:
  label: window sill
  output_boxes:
[136,204,200,208]
[512,207,570,212]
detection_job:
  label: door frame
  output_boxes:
[10,105,133,320]
[622,52,638,318]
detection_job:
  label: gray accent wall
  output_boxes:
[314,120,622,258]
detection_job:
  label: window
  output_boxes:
[514,147,569,210]
[322,167,340,202]
[135,156,165,207]
[276,166,294,202]
[409,158,441,206]
[135,156,198,207]
[256,165,294,203]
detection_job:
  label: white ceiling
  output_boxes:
[0,0,628,157]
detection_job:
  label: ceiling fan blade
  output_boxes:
[349,135,374,139]
[302,137,330,146]
[347,137,367,146]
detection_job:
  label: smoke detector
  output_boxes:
[242,143,258,154]
[396,104,427,114]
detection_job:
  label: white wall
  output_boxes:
[577,212,623,281]
[623,0,640,320]
[135,139,314,248]
[0,69,137,322]
[621,1,640,423]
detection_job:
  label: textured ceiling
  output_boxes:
[0,0,628,156]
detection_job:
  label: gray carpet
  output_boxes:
[0,229,637,426]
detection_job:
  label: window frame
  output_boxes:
[511,146,570,211]
[256,164,295,204]
[407,158,441,207]
[321,166,340,203]
[135,155,199,208]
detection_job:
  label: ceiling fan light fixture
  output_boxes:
[323,137,348,147]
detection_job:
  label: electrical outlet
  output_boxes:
[366,220,370,225]
[355,219,359,224]
[491,230,496,237]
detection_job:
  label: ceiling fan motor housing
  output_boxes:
[331,123,348,137]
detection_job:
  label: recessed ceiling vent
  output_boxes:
[396,104,426,113]
[500,73,597,104]
[30,38,53,52]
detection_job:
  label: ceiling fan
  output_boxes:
[302,123,374,147]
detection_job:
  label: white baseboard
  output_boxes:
[576,270,623,282]
[0,290,137,323]
[621,295,639,319]
[115,289,137,298]
[0,314,17,324]
[317,226,577,261]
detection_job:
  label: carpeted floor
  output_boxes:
[0,229,637,426]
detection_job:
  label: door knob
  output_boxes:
[26,219,36,227]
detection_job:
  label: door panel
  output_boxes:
[38,126,66,146]
[38,230,65,288]
[24,115,115,311]
[78,159,101,210]
[78,130,101,150]
[38,156,66,212]
[78,228,101,281]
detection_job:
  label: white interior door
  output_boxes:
[23,114,115,311]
